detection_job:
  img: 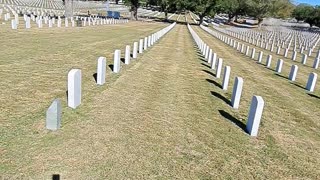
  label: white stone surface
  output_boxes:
[144,37,148,50]
[284,48,288,58]
[208,49,213,64]
[68,69,81,109]
[222,66,231,90]
[133,42,138,58]
[292,51,297,61]
[216,58,223,78]
[258,51,263,63]
[276,59,283,73]
[251,48,255,59]
[211,53,217,70]
[139,39,143,53]
[266,55,272,68]
[301,54,307,65]
[113,50,121,73]
[289,65,298,81]
[46,99,61,131]
[246,96,265,137]
[306,72,317,92]
[231,77,243,109]
[125,45,131,65]
[97,57,106,85]
[313,58,319,69]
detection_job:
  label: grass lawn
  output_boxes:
[0,22,319,179]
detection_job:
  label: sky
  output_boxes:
[294,0,320,6]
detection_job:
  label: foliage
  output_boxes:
[292,4,320,27]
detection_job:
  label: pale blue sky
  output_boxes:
[295,0,320,6]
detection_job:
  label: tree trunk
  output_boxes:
[257,18,263,27]
[115,0,119,4]
[130,5,138,20]
[65,0,73,18]
[235,15,238,23]
[199,15,204,25]
[165,11,168,21]
[228,14,234,23]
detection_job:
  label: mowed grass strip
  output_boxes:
[192,25,320,178]
[0,21,167,175]
[1,23,319,179]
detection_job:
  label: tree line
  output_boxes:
[292,4,320,27]
[123,0,294,24]
[115,0,320,28]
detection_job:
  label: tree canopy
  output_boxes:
[123,0,313,27]
[292,4,320,27]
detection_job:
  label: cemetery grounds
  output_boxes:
[0,11,320,179]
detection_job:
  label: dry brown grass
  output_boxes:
[1,23,320,179]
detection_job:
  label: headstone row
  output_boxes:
[187,24,265,137]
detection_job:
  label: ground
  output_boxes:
[0,20,320,179]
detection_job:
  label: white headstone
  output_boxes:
[289,65,298,81]
[211,53,217,70]
[276,46,281,55]
[276,59,283,73]
[144,37,148,50]
[11,19,17,29]
[292,51,297,61]
[139,39,143,53]
[205,46,210,59]
[258,51,263,63]
[208,49,213,64]
[97,57,106,85]
[301,54,307,65]
[313,58,319,69]
[46,99,61,131]
[266,55,272,68]
[133,42,138,59]
[148,36,151,47]
[246,96,265,137]
[216,58,223,78]
[306,72,317,92]
[125,45,131,65]
[113,50,121,73]
[245,46,250,56]
[284,48,288,58]
[231,77,243,109]
[222,66,231,90]
[251,48,256,59]
[68,69,82,109]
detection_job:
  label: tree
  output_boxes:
[187,0,217,24]
[269,0,294,19]
[292,4,317,27]
[124,0,141,20]
[244,0,273,25]
[215,0,247,22]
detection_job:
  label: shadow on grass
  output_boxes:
[108,65,114,71]
[52,174,60,180]
[201,62,211,69]
[202,69,215,77]
[274,73,288,80]
[307,93,320,99]
[65,91,68,101]
[207,78,222,89]
[211,91,230,105]
[291,82,305,90]
[120,58,125,63]
[93,73,97,83]
[218,110,247,132]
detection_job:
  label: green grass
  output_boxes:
[0,22,320,179]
